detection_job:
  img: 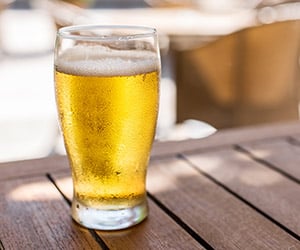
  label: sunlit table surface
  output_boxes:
[1,121,300,249]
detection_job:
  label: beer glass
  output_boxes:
[54,25,160,230]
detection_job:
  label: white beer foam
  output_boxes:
[56,45,159,76]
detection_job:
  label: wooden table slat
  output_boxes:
[0,176,100,250]
[147,157,300,249]
[0,155,68,181]
[240,138,300,181]
[184,146,300,238]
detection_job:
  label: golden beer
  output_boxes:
[55,25,160,230]
[55,69,159,208]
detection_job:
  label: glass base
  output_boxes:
[71,198,148,230]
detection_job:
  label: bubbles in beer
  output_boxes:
[55,43,159,210]
[56,45,159,77]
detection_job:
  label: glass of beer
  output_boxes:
[54,25,160,230]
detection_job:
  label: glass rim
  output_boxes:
[57,24,157,41]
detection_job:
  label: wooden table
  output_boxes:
[1,121,300,249]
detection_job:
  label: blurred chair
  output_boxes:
[175,19,300,128]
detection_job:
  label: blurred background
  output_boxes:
[0,0,300,162]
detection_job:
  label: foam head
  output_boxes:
[56,45,159,76]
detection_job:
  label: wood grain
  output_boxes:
[0,175,100,250]
[239,138,300,181]
[0,155,69,181]
[147,157,300,249]
[51,171,204,250]
[184,147,300,237]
